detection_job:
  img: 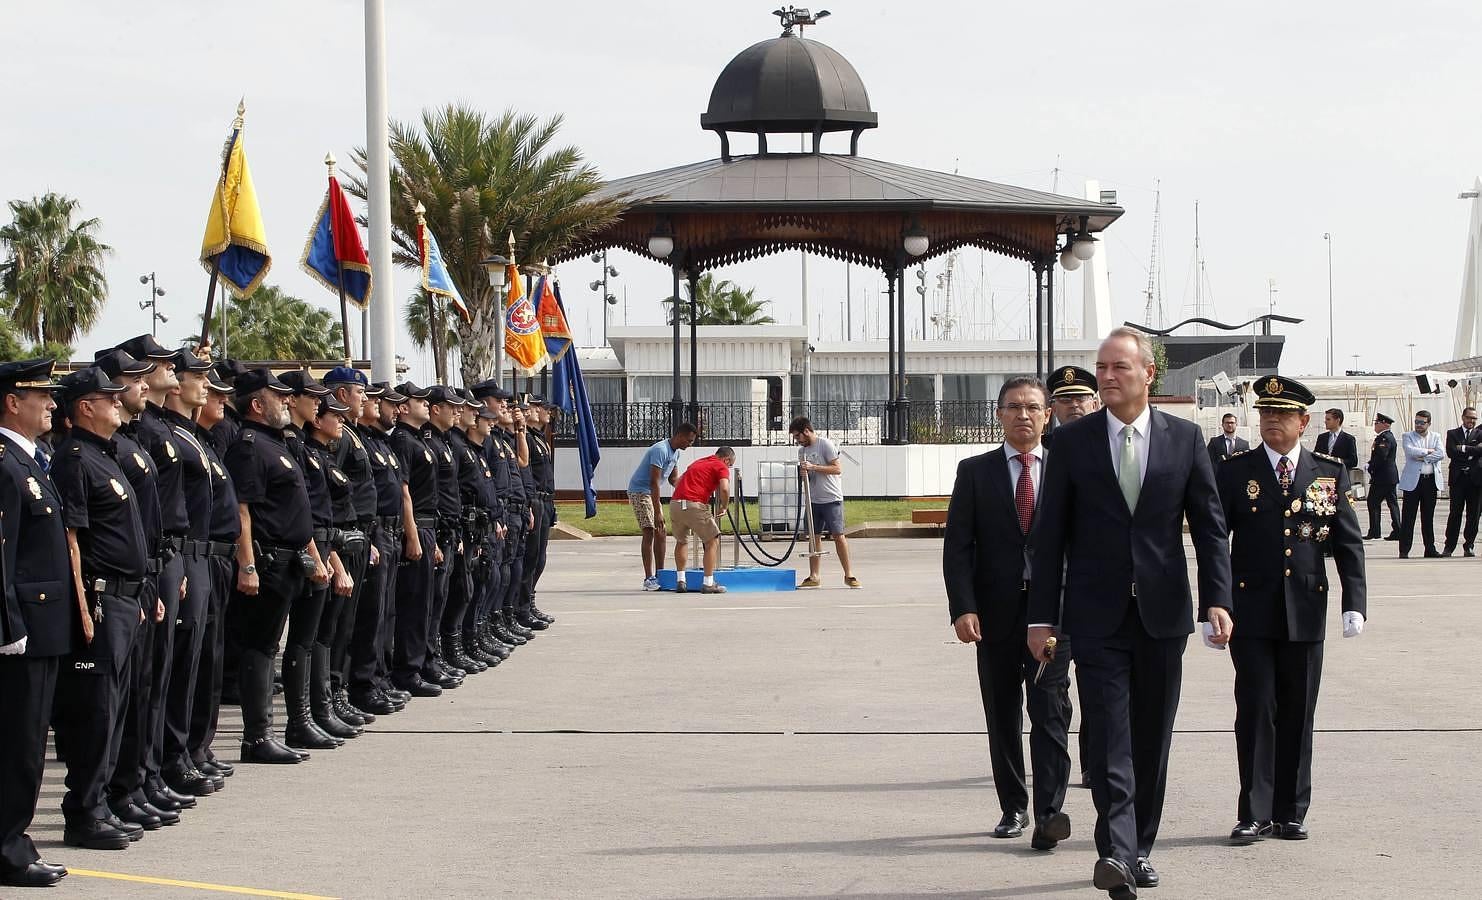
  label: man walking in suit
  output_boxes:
[1365,413,1400,540]
[1442,407,1482,557]
[1216,376,1366,843]
[1207,413,1249,467]
[944,376,1073,852]
[1398,410,1445,559]
[1029,327,1233,900]
[1314,408,1359,470]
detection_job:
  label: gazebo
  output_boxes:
[556,8,1123,443]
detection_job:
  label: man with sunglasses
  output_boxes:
[1398,410,1445,558]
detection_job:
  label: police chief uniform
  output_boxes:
[388,381,445,696]
[0,360,73,884]
[1216,376,1367,842]
[1364,413,1400,540]
[224,369,315,764]
[49,368,151,849]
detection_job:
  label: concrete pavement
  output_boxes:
[31,537,1482,898]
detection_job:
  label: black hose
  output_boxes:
[724,468,807,568]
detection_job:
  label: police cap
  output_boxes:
[394,381,431,400]
[0,358,60,391]
[168,349,214,373]
[234,368,293,397]
[1374,412,1395,425]
[92,349,155,380]
[57,366,126,404]
[277,370,331,397]
[1251,375,1316,412]
[1049,365,1098,399]
[115,333,176,361]
[323,366,369,388]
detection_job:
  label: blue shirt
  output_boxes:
[627,439,681,494]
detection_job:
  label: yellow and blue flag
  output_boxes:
[200,111,271,297]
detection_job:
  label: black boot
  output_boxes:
[447,633,485,673]
[334,688,375,725]
[283,646,340,750]
[503,608,534,641]
[490,614,525,647]
[517,604,549,631]
[310,645,361,740]
[531,604,555,624]
[239,650,306,764]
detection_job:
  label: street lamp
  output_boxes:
[138,272,166,335]
[902,222,929,258]
[647,222,674,260]
[1323,232,1334,376]
[915,266,927,339]
[589,249,619,346]
[482,244,512,384]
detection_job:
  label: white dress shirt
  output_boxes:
[1107,405,1152,485]
[0,426,39,461]
[1264,443,1302,481]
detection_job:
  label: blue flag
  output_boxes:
[299,174,371,308]
[549,281,600,518]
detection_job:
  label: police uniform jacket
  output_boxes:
[362,425,408,520]
[137,404,190,537]
[389,423,438,520]
[285,425,333,531]
[423,425,461,524]
[224,420,313,550]
[448,428,497,516]
[1366,430,1398,487]
[114,424,163,552]
[160,406,214,540]
[196,424,240,543]
[1217,446,1367,642]
[0,435,72,657]
[488,428,527,522]
[306,435,355,527]
[335,423,379,527]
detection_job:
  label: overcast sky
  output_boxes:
[3,0,1479,383]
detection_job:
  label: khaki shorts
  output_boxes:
[628,492,664,531]
[671,500,721,544]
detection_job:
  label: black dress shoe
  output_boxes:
[64,818,131,850]
[1229,820,1272,844]
[137,787,183,812]
[392,674,443,697]
[350,690,400,716]
[1,861,68,886]
[109,800,162,831]
[1383,532,1400,541]
[421,667,462,689]
[991,810,1028,838]
[1363,533,1379,540]
[241,736,307,764]
[1275,821,1308,840]
[383,685,412,703]
[1093,857,1137,899]
[1442,548,1455,557]
[1467,548,1476,557]
[202,753,235,777]
[149,779,198,808]
[163,763,216,796]
[1133,858,1159,888]
[1425,549,1443,558]
[138,800,180,826]
[1031,811,1071,850]
[104,814,144,841]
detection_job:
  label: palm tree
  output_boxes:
[346,104,628,383]
[404,287,460,381]
[0,193,110,345]
[661,273,776,325]
[195,284,345,360]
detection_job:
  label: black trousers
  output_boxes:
[188,552,234,764]
[1231,636,1324,823]
[501,516,528,613]
[428,531,455,659]
[0,655,58,875]
[521,502,551,607]
[1443,479,1482,551]
[163,552,210,769]
[1365,482,1399,537]
[465,534,499,635]
[1072,608,1185,868]
[284,540,330,657]
[975,636,1072,820]
[392,525,436,680]
[143,552,185,784]
[328,535,370,691]
[108,576,160,801]
[350,526,398,693]
[442,530,477,638]
[63,591,139,823]
[1400,474,1439,555]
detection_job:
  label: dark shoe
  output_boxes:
[141,787,186,812]
[350,689,401,716]
[104,814,144,841]
[1,861,68,886]
[380,681,412,703]
[163,762,215,797]
[991,810,1028,838]
[1425,549,1443,558]
[286,719,341,750]
[392,674,442,697]
[1093,857,1137,899]
[1275,821,1309,840]
[1383,532,1400,541]
[1229,820,1272,844]
[148,779,197,809]
[138,800,180,826]
[1133,858,1159,889]
[518,612,550,631]
[1467,548,1477,557]
[1399,552,1409,559]
[334,689,375,725]
[63,818,131,850]
[241,736,307,764]
[1363,532,1379,540]
[108,800,162,831]
[531,605,555,624]
[422,667,462,689]
[1442,547,1455,557]
[1031,811,1071,850]
[199,756,235,778]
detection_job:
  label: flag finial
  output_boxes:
[324,151,336,172]
[234,98,246,128]
[414,200,426,220]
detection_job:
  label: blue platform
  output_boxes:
[656,566,797,593]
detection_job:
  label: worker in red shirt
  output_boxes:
[671,447,735,594]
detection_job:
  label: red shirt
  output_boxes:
[673,455,731,503]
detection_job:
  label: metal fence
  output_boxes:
[553,400,1002,447]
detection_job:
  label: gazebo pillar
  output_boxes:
[1046,253,1056,375]
[884,264,898,444]
[670,261,684,431]
[896,255,908,443]
[688,269,701,427]
[1032,259,1047,380]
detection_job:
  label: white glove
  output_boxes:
[0,635,27,656]
[1342,611,1365,638]
[1201,620,1225,650]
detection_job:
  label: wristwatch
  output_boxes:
[243,564,257,575]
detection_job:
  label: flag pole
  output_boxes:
[200,100,244,354]
[414,202,445,383]
[326,153,353,361]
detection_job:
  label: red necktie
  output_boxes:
[1016,453,1035,533]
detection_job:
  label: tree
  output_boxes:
[404,288,460,379]
[660,273,775,325]
[1151,338,1169,395]
[346,104,628,384]
[194,284,345,360]
[0,193,110,345]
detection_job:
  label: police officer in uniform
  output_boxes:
[349,383,413,713]
[481,386,535,647]
[470,382,521,651]
[225,369,317,764]
[520,397,557,629]
[50,367,151,850]
[422,386,466,683]
[389,382,445,696]
[0,360,73,884]
[1216,376,1367,843]
[1365,413,1400,540]
[443,391,495,671]
[187,371,239,782]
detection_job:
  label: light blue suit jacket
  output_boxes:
[1399,429,1446,493]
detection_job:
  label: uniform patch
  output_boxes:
[212,462,225,477]
[134,452,148,471]
[423,450,433,463]
[374,451,386,465]
[26,476,42,500]
[280,455,294,469]
[1246,480,1260,500]
[165,442,177,460]
[109,478,128,499]
[308,457,320,470]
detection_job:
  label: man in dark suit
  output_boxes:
[1365,413,1400,540]
[1029,328,1233,900]
[1207,413,1250,467]
[944,376,1072,852]
[1314,408,1359,470]
[1443,406,1482,556]
[0,359,73,887]
[1216,376,1366,843]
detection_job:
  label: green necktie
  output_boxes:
[1119,424,1141,512]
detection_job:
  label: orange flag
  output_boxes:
[504,266,548,373]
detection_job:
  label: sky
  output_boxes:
[3,0,1480,384]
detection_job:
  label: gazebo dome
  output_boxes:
[701,33,878,158]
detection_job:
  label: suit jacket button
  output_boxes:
[1285,548,1293,557]
[1284,528,1291,536]
[1238,581,1245,589]
[1285,568,1292,576]
[38,592,46,600]
[1284,510,1292,518]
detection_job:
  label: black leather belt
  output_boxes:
[160,534,186,553]
[182,539,212,559]
[414,516,437,529]
[207,540,237,558]
[378,515,404,532]
[312,527,332,543]
[87,576,147,600]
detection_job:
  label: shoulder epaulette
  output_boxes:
[1225,448,1252,460]
[1312,451,1343,465]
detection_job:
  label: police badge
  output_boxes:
[1246,480,1260,500]
[26,476,42,500]
[109,478,128,499]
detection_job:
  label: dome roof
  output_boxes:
[701,34,878,138]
